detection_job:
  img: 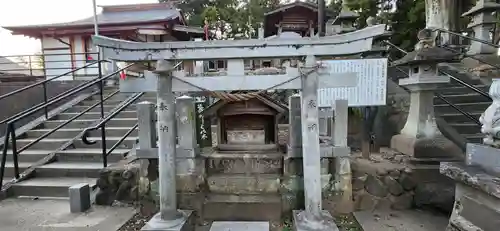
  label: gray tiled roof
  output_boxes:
[3,8,181,29]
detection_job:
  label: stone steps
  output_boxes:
[3,161,104,178]
[434,93,491,104]
[24,127,138,139]
[11,136,137,150]
[40,118,137,129]
[63,104,136,113]
[447,122,481,136]
[55,111,137,120]
[5,148,128,163]
[2,88,137,200]
[9,177,97,198]
[204,193,282,222]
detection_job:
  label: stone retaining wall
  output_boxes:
[351,149,416,211]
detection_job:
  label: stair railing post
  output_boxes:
[9,124,19,179]
[42,81,48,119]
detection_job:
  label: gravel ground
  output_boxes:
[117,212,152,231]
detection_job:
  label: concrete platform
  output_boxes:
[209,221,269,231]
[354,209,449,231]
[0,198,135,231]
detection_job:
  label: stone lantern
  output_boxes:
[462,0,500,56]
[390,29,462,161]
[329,1,359,35]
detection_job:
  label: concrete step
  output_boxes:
[56,148,129,162]
[448,122,481,135]
[25,127,138,139]
[209,222,270,231]
[77,99,126,106]
[2,161,33,177]
[434,102,490,114]
[9,177,97,197]
[465,134,483,144]
[34,162,104,178]
[434,93,491,104]
[14,138,71,150]
[204,152,283,174]
[438,112,482,123]
[55,111,137,120]
[207,174,280,194]
[5,150,52,162]
[72,136,137,149]
[436,85,489,95]
[63,104,136,113]
[204,194,282,222]
[40,118,137,129]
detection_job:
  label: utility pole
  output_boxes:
[318,0,326,37]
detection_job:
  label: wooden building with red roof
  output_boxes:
[2,3,204,80]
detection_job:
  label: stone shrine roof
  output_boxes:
[202,93,288,117]
[392,46,458,66]
[462,2,500,16]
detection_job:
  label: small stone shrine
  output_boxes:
[203,94,288,152]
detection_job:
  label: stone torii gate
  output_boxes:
[92,24,386,231]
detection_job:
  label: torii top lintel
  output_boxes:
[92,24,386,61]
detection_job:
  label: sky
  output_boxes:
[0,0,157,56]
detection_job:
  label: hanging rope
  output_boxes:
[172,65,321,102]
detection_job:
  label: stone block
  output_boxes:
[390,134,463,159]
[283,158,331,176]
[141,210,194,231]
[281,175,333,194]
[364,175,388,197]
[204,194,282,222]
[205,153,282,174]
[207,174,280,194]
[209,221,269,231]
[384,176,404,196]
[69,183,91,213]
[292,210,339,231]
[466,143,500,175]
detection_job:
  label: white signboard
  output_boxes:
[318,58,387,107]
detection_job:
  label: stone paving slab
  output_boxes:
[209,221,269,231]
[0,198,135,231]
[354,209,449,231]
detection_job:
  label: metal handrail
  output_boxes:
[81,92,144,167]
[15,90,120,154]
[383,40,491,101]
[0,61,99,101]
[432,28,500,48]
[0,63,135,187]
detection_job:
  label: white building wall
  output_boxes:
[41,36,72,80]
[72,35,99,80]
[41,35,100,81]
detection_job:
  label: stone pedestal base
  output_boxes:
[292,210,339,231]
[390,134,462,160]
[142,210,194,231]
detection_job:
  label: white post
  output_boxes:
[92,0,99,36]
[155,60,180,221]
[300,55,322,221]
